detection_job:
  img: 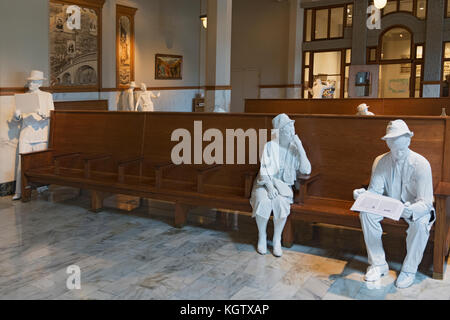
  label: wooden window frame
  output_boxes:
[377,0,428,20]
[304,3,352,42]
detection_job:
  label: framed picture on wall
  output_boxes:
[49,0,105,91]
[155,54,183,80]
[116,5,137,88]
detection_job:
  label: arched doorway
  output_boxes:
[377,26,423,98]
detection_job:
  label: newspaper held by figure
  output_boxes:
[14,93,40,114]
[351,191,404,221]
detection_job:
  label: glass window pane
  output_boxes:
[370,48,377,61]
[381,28,411,60]
[330,7,344,38]
[415,64,422,97]
[447,0,450,17]
[304,52,310,65]
[315,9,328,39]
[380,63,411,98]
[443,61,450,80]
[416,0,426,19]
[346,4,353,27]
[416,45,423,59]
[346,49,351,64]
[304,68,310,83]
[399,0,413,12]
[305,9,312,42]
[313,51,341,98]
[304,90,310,98]
[383,1,397,15]
[445,43,450,59]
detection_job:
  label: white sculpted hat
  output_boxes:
[357,103,369,112]
[272,113,295,130]
[27,70,46,81]
[381,120,414,140]
[129,81,137,88]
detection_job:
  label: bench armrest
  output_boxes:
[117,157,144,183]
[294,171,320,204]
[53,152,81,174]
[196,165,222,193]
[243,170,258,198]
[154,162,177,189]
[83,154,112,179]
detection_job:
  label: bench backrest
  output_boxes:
[245,98,450,116]
[49,111,450,201]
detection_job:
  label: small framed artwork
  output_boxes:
[155,54,183,80]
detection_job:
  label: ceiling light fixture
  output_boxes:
[374,0,387,9]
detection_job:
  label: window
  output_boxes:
[370,0,427,19]
[443,42,450,97]
[380,27,412,60]
[304,4,352,42]
[446,0,450,17]
[367,47,377,63]
[302,49,351,98]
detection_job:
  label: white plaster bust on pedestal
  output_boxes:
[356,103,374,116]
[135,83,160,112]
[250,114,311,257]
[12,70,54,200]
[353,120,435,289]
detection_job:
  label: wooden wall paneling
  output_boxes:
[54,100,108,111]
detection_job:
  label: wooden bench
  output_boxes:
[54,100,109,111]
[245,98,450,116]
[20,111,450,279]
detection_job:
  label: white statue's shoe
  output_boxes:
[273,241,283,257]
[364,264,389,282]
[12,193,21,201]
[257,236,267,255]
[395,272,415,289]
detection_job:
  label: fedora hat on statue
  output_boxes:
[27,70,46,81]
[381,120,414,140]
[272,113,295,130]
[129,81,137,88]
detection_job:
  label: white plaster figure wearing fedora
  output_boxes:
[135,83,160,111]
[122,81,137,111]
[353,120,435,289]
[308,79,333,99]
[356,103,374,116]
[12,70,54,200]
[250,114,311,257]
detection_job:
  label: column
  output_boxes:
[286,0,303,99]
[351,0,368,65]
[422,0,445,97]
[205,0,232,112]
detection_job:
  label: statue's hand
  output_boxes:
[14,110,22,120]
[401,202,413,219]
[266,184,279,200]
[353,188,366,200]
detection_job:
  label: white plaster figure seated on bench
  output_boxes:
[356,103,374,116]
[250,114,312,257]
[12,70,54,200]
[353,120,435,289]
[135,83,160,112]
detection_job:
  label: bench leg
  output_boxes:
[174,203,190,228]
[282,214,294,248]
[433,197,447,280]
[90,191,104,213]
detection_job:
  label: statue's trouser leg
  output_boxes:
[360,212,387,267]
[14,142,47,197]
[402,213,432,274]
[273,217,287,247]
[255,215,269,254]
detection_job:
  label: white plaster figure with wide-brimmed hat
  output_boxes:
[353,120,435,288]
[250,113,312,257]
[356,103,375,115]
[12,70,54,200]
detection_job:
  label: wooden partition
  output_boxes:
[245,98,450,116]
[54,100,109,111]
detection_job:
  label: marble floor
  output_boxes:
[0,190,449,300]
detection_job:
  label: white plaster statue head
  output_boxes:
[382,120,414,161]
[357,103,369,113]
[272,113,295,144]
[140,83,147,92]
[314,79,322,86]
[27,70,46,92]
[129,81,137,89]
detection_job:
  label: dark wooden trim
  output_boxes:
[259,84,303,89]
[116,4,138,88]
[204,86,232,91]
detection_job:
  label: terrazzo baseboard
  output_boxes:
[0,181,14,196]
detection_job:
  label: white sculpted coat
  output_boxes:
[250,139,311,220]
